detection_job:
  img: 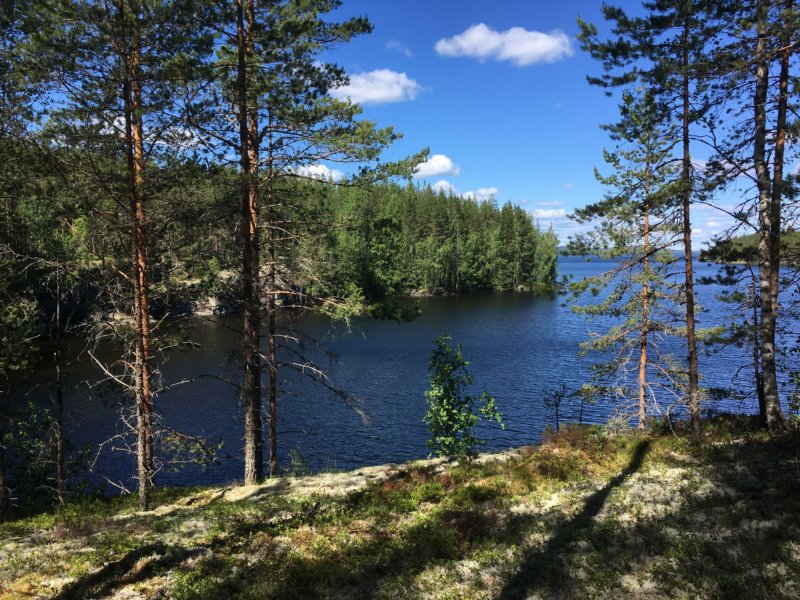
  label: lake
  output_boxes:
[11,255,789,490]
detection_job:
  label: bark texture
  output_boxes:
[238,0,263,484]
[122,3,154,508]
[754,0,788,433]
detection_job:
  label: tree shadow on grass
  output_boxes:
[53,542,205,600]
[635,433,800,597]
[239,446,650,599]
[491,430,800,599]
[496,439,650,599]
[51,431,800,599]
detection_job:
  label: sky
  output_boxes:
[314,0,748,247]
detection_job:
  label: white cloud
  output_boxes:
[463,187,498,201]
[527,208,581,244]
[563,183,575,190]
[295,164,345,182]
[532,208,567,219]
[387,40,412,57]
[429,180,498,202]
[330,69,421,105]
[432,180,458,194]
[414,154,460,178]
[435,23,573,66]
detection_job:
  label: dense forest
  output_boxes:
[318,183,558,299]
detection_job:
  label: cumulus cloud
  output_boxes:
[432,179,458,194]
[429,181,498,202]
[387,40,413,57]
[532,208,567,220]
[414,154,460,178]
[435,23,573,66]
[330,69,421,105]
[537,200,564,207]
[463,187,498,201]
[294,164,345,182]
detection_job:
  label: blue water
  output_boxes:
[15,255,795,489]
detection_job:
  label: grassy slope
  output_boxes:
[2,416,799,599]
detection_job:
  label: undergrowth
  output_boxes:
[2,415,799,599]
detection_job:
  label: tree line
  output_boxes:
[0,0,556,515]
[316,182,558,299]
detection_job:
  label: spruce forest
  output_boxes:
[1,1,800,598]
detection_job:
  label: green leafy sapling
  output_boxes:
[423,335,503,457]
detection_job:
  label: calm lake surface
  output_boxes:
[13,255,791,489]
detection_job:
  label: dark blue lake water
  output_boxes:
[14,255,794,490]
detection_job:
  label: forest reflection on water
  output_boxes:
[16,255,784,489]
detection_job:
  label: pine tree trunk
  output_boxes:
[754,0,788,433]
[55,268,65,504]
[768,0,792,433]
[681,18,701,439]
[123,11,153,508]
[638,167,651,430]
[239,0,263,485]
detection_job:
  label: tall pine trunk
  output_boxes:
[681,17,701,438]
[638,165,651,430]
[238,0,263,484]
[768,0,791,431]
[754,0,788,433]
[122,6,154,508]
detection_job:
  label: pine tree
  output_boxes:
[0,0,56,517]
[188,0,414,480]
[578,1,732,437]
[43,0,211,508]
[701,1,796,431]
[570,90,683,428]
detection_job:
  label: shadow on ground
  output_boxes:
[36,428,800,599]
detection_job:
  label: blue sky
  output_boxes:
[319,1,734,246]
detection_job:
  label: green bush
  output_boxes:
[423,335,503,457]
